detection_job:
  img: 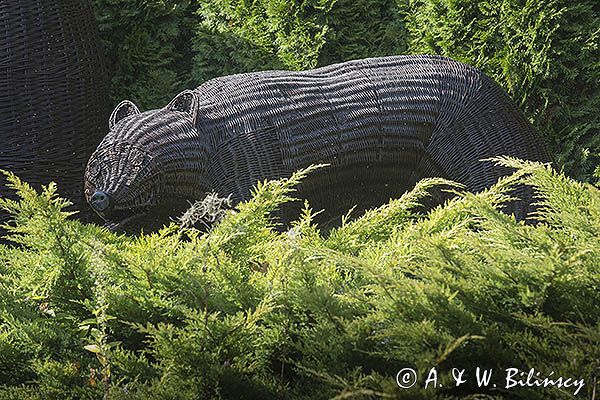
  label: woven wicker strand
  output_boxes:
[0,0,109,233]
[85,55,551,230]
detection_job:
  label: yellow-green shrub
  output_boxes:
[0,159,598,399]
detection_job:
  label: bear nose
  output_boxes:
[90,191,110,212]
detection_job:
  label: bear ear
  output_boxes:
[109,100,140,129]
[167,90,198,124]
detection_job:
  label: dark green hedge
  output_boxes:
[91,0,198,110]
[192,0,407,82]
[406,0,600,182]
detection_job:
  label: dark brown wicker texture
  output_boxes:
[85,55,551,231]
[0,0,109,229]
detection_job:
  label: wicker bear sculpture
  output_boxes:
[85,55,550,231]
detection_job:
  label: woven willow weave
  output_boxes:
[85,55,550,230]
[0,0,109,232]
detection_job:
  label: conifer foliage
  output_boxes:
[406,0,600,182]
[0,160,598,399]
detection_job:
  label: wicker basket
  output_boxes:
[0,0,109,231]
